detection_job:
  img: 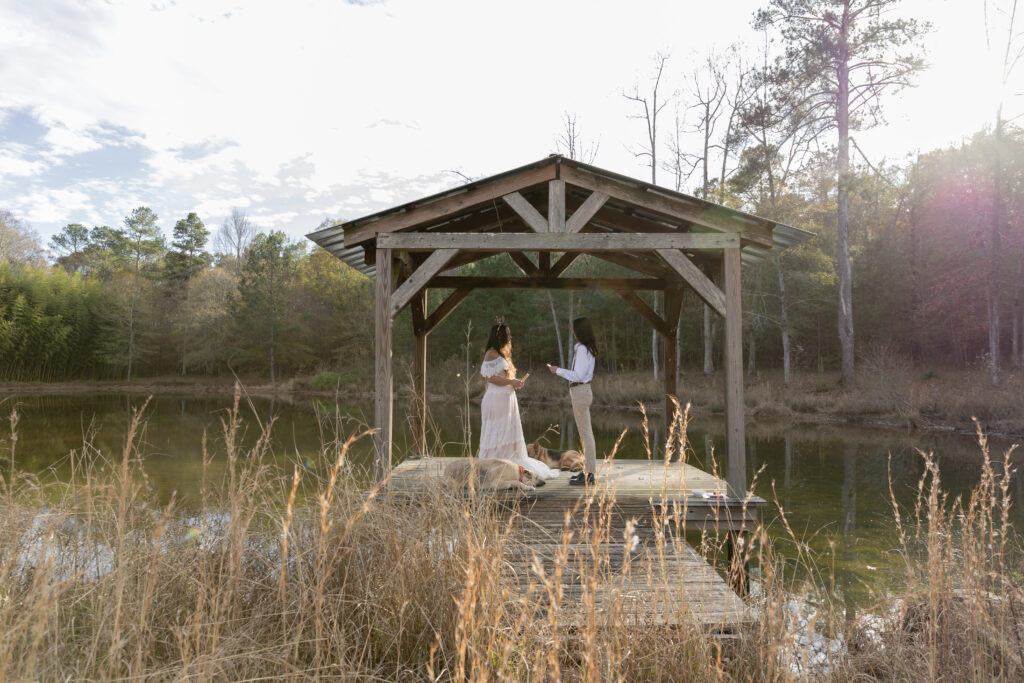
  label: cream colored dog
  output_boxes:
[526,442,585,472]
[443,458,543,494]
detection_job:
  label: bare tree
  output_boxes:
[445,169,477,183]
[0,210,44,267]
[666,48,751,378]
[624,52,672,185]
[215,208,257,274]
[624,52,672,382]
[733,29,824,385]
[555,112,600,164]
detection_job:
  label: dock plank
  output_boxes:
[384,457,761,631]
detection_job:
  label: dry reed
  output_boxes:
[0,385,1020,680]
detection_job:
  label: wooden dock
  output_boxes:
[387,457,766,632]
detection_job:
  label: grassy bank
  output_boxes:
[417,356,1024,436]
[0,387,1021,680]
[3,358,1023,437]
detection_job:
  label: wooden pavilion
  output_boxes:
[307,154,812,497]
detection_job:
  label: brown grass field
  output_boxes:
[418,350,1024,437]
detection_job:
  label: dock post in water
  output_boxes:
[411,290,428,458]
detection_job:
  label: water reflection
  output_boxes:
[1,392,1020,608]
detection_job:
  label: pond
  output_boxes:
[2,391,1021,609]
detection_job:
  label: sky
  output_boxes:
[0,0,1018,250]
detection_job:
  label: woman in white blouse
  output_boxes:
[478,319,559,480]
[547,317,598,485]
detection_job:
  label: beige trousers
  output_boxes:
[569,383,596,474]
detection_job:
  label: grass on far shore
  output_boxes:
[0,385,1022,680]
[4,343,1023,436]
[414,348,1024,436]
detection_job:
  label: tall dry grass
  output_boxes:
[0,386,1020,680]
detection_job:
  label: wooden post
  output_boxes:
[412,290,428,458]
[723,246,748,594]
[374,246,394,482]
[663,289,682,459]
[548,179,566,232]
[723,247,745,497]
[664,324,677,459]
[727,531,750,597]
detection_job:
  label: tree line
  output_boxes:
[603,0,1023,386]
[0,209,373,382]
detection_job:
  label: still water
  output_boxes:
[2,392,1021,607]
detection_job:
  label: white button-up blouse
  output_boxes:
[555,343,595,384]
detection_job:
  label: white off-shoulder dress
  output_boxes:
[478,356,559,480]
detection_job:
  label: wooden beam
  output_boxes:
[345,164,556,246]
[440,251,499,272]
[412,291,427,457]
[424,287,472,333]
[538,251,551,272]
[723,247,745,497]
[566,191,608,233]
[581,208,721,270]
[502,192,549,233]
[397,250,416,277]
[508,251,540,276]
[374,249,394,482]
[549,252,580,277]
[378,232,739,251]
[548,179,566,232]
[665,286,684,331]
[617,291,670,335]
[657,249,726,317]
[429,276,665,291]
[579,202,679,235]
[561,164,774,248]
[390,248,458,318]
[591,251,673,279]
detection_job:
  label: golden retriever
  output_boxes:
[443,458,544,494]
[526,442,585,472]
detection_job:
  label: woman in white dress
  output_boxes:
[478,319,559,480]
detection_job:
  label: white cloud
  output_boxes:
[0,147,47,178]
[0,0,1016,245]
[41,125,104,160]
[19,188,98,225]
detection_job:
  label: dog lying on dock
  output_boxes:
[443,458,544,494]
[526,442,585,472]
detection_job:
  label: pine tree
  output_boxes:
[50,223,90,273]
[755,0,928,385]
[122,207,164,380]
[166,212,211,375]
[233,232,306,383]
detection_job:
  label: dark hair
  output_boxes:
[573,317,598,358]
[484,321,516,377]
[485,322,512,355]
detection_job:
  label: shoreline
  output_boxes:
[4,376,1023,440]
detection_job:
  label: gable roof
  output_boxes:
[307,155,814,278]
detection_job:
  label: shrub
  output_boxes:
[310,370,342,391]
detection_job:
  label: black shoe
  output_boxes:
[569,472,595,486]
